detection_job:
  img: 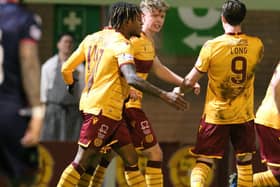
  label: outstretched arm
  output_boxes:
[152,56,183,86]
[120,63,189,110]
[181,67,204,94]
[153,57,201,95]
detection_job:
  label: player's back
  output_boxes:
[205,34,263,98]
[0,3,41,138]
[0,3,36,106]
[78,28,133,120]
[199,33,263,124]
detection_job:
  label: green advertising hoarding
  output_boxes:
[161,7,223,56]
[54,5,100,49]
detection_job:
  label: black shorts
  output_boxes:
[0,102,39,181]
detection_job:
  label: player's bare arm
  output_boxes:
[120,63,189,110]
[152,56,183,86]
[19,41,43,147]
[20,41,41,106]
[181,67,204,94]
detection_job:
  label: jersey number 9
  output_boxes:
[231,56,247,84]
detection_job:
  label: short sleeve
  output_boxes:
[21,12,42,42]
[114,40,134,66]
[195,41,212,73]
[257,39,264,63]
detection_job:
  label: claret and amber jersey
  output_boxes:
[255,63,280,130]
[195,33,263,124]
[61,28,134,120]
[125,32,155,109]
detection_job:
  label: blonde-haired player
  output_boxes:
[57,1,188,187]
[78,0,199,187]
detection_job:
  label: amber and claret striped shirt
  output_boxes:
[125,32,156,109]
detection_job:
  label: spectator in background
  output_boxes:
[40,32,84,141]
[0,0,44,186]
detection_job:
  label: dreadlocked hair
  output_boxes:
[140,0,169,13]
[108,2,141,30]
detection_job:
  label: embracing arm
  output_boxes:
[120,63,188,110]
[121,63,163,97]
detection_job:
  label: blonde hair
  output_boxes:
[140,0,169,13]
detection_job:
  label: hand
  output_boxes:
[179,82,200,95]
[21,116,43,147]
[129,89,141,101]
[193,82,200,95]
[67,81,76,95]
[160,91,190,111]
[172,86,184,96]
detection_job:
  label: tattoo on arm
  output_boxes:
[120,64,164,97]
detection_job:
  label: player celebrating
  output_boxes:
[179,0,263,186]
[56,2,188,187]
[78,1,200,187]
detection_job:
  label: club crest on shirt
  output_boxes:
[93,138,103,147]
[145,134,154,143]
[131,120,136,128]
[92,117,99,125]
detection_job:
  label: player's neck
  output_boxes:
[117,28,130,39]
[142,29,155,43]
[223,24,242,35]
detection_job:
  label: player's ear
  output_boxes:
[221,15,227,24]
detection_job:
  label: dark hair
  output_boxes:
[108,2,141,30]
[57,32,75,42]
[222,0,246,26]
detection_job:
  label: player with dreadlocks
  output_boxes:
[77,1,200,187]
[57,1,188,187]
